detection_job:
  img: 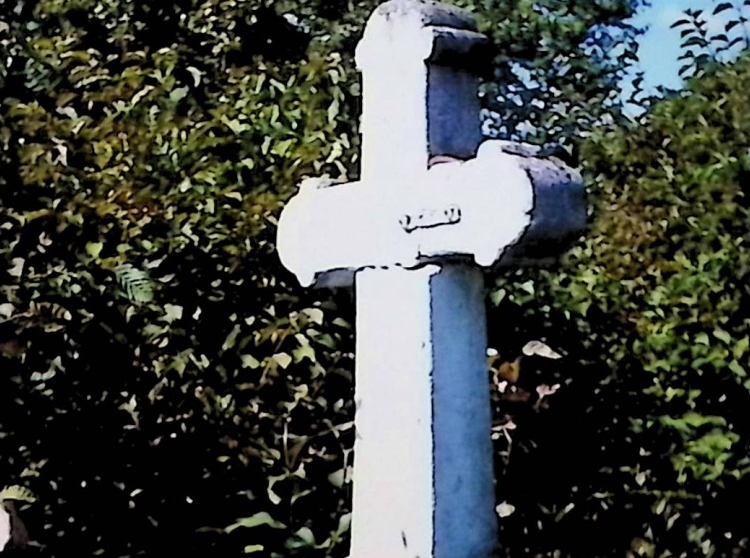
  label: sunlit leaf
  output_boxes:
[522,340,563,359]
[496,502,516,518]
[225,512,286,533]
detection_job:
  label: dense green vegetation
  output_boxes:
[490,50,750,557]
[1,0,749,556]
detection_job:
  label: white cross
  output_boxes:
[277,2,585,557]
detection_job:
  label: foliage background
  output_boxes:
[0,0,748,556]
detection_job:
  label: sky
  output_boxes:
[630,0,748,96]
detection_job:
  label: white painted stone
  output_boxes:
[351,264,496,558]
[275,1,586,557]
[276,146,535,287]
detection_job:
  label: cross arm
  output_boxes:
[276,141,586,288]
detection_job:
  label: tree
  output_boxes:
[489,47,750,558]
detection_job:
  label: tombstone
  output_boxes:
[276,1,586,557]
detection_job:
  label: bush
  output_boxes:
[489,53,750,557]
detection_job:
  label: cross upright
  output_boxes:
[277,1,586,557]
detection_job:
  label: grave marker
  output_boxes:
[277,1,586,556]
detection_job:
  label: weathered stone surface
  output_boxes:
[276,138,584,287]
[275,2,586,558]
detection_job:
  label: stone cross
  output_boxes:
[276,1,585,557]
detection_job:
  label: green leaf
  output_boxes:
[272,352,292,369]
[187,66,203,86]
[0,303,14,319]
[284,527,316,549]
[726,20,741,32]
[682,37,708,48]
[115,265,154,304]
[222,324,241,351]
[327,99,339,123]
[86,241,103,258]
[293,343,316,364]
[240,354,261,369]
[7,258,24,278]
[163,304,183,323]
[327,468,345,488]
[302,308,324,325]
[490,289,506,306]
[335,513,352,536]
[728,36,746,48]
[670,18,691,28]
[728,360,746,378]
[0,485,36,503]
[225,512,286,533]
[332,317,350,328]
[713,328,732,345]
[695,332,710,346]
[169,86,189,103]
[713,2,734,15]
[732,336,749,359]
